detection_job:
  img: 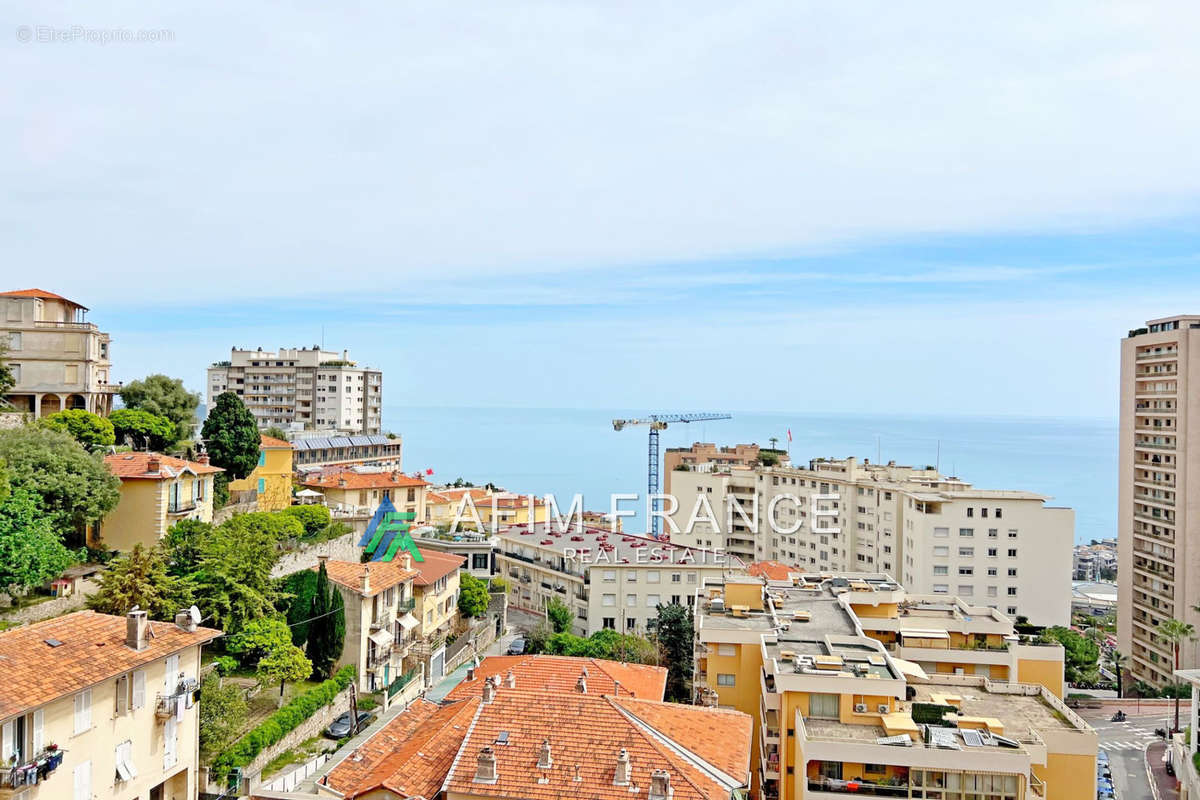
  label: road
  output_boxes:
[1080,707,1168,800]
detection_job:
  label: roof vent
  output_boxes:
[505,669,516,688]
[576,673,587,693]
[125,608,149,651]
[474,747,498,783]
[649,769,673,800]
[538,739,553,769]
[614,748,631,786]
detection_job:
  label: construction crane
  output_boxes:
[612,413,732,538]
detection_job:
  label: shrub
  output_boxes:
[213,655,239,676]
[282,505,332,539]
[210,664,356,781]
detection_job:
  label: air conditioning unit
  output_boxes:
[878,704,890,714]
[854,703,868,713]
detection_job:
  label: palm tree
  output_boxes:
[1111,649,1127,698]
[1159,618,1195,731]
[768,437,779,450]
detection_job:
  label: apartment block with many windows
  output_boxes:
[0,609,219,800]
[207,346,382,434]
[1118,314,1200,687]
[669,457,1073,626]
[694,573,1094,800]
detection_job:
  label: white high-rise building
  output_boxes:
[667,456,1074,626]
[207,346,382,434]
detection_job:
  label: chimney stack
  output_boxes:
[126,609,149,651]
[538,739,553,769]
[360,566,371,596]
[196,453,210,465]
[474,747,498,783]
[648,770,673,800]
[400,553,413,570]
[576,673,587,693]
[174,608,197,633]
[614,749,632,786]
[482,678,495,704]
[146,456,161,474]
[613,679,621,696]
[467,666,476,681]
[505,669,516,688]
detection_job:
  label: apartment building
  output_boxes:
[96,453,223,551]
[669,456,1074,626]
[408,550,466,684]
[0,609,220,800]
[414,531,497,579]
[663,442,764,494]
[207,347,382,434]
[0,289,117,417]
[695,573,1095,800]
[495,522,745,636]
[227,434,294,512]
[319,558,420,693]
[1118,315,1200,687]
[291,432,402,469]
[309,655,751,800]
[299,467,428,518]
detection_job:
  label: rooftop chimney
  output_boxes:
[648,770,673,800]
[174,608,197,633]
[614,749,632,786]
[505,669,516,688]
[576,673,587,693]
[400,553,413,570]
[146,456,161,474]
[196,453,210,465]
[126,609,149,651]
[538,739,553,769]
[360,566,371,596]
[482,679,495,703]
[467,666,477,681]
[474,747,498,783]
[613,679,621,695]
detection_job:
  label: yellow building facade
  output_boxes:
[98,453,222,551]
[227,435,294,512]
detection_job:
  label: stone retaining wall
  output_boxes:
[0,580,99,626]
[271,530,362,579]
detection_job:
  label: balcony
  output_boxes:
[397,597,416,613]
[371,609,393,630]
[167,501,198,515]
[0,747,65,795]
[1137,349,1178,360]
[807,779,910,797]
[33,319,97,331]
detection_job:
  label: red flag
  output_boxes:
[425,468,434,475]
[787,428,792,442]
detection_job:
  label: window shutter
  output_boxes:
[32,710,43,754]
[132,670,146,710]
[163,715,178,769]
[73,760,91,800]
[1,720,13,763]
[164,655,179,693]
[73,689,91,734]
[115,675,128,715]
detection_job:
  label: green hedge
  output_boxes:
[210,664,355,781]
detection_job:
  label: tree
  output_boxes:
[0,340,15,400]
[1043,626,1100,685]
[228,616,312,702]
[305,562,345,680]
[458,573,491,619]
[262,425,289,442]
[0,487,80,596]
[259,642,313,705]
[162,518,211,577]
[201,392,261,481]
[280,570,319,646]
[282,505,331,539]
[38,410,115,448]
[654,603,694,702]
[0,427,121,542]
[1111,649,1127,699]
[87,544,179,619]
[198,671,248,757]
[546,596,572,633]
[119,374,200,445]
[109,408,175,451]
[1160,617,1195,731]
[190,515,284,637]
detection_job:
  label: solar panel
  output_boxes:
[930,728,962,750]
[992,734,1021,749]
[875,734,913,747]
[961,730,984,747]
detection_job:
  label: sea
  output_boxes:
[387,406,1116,546]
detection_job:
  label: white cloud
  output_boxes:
[3,1,1200,301]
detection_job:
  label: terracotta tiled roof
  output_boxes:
[104,452,223,479]
[446,655,667,702]
[747,560,803,581]
[327,698,481,799]
[0,611,221,719]
[442,687,751,800]
[412,549,466,586]
[486,493,545,509]
[0,288,85,308]
[301,470,428,490]
[429,487,490,503]
[259,434,293,449]
[612,696,752,783]
[319,560,418,596]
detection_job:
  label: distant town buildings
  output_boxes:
[668,455,1074,626]
[1118,314,1200,687]
[299,466,428,519]
[662,441,769,493]
[207,346,382,434]
[1073,539,1116,582]
[291,431,402,469]
[0,288,117,417]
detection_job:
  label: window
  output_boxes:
[988,528,998,538]
[73,689,91,734]
[933,565,948,575]
[958,547,974,557]
[1007,568,1017,577]
[626,594,637,607]
[646,594,661,607]
[987,586,998,597]
[258,450,266,467]
[603,570,616,583]
[671,573,681,583]
[626,572,638,583]
[933,584,949,593]
[64,364,79,383]
[996,508,1003,518]
[7,332,19,351]
[647,571,660,583]
[933,546,949,556]
[195,477,206,502]
[1007,549,1017,558]
[165,654,179,692]
[626,618,637,630]
[472,553,489,570]
[115,674,130,715]
[958,585,974,596]
[73,761,91,800]
[967,507,974,517]
[987,567,998,576]
[718,644,736,656]
[717,674,736,686]
[1008,529,1018,538]
[163,715,178,768]
[257,478,265,493]
[114,740,138,782]
[959,528,974,537]
[958,567,973,575]
[132,670,145,710]
[1007,587,1018,596]
[1007,606,1018,615]
[933,527,949,538]
[808,693,839,718]
[987,548,997,557]
[603,617,615,629]
[687,572,697,583]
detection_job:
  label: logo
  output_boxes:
[360,499,423,562]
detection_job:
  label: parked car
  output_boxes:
[325,710,377,739]
[1096,749,1109,765]
[507,637,526,655]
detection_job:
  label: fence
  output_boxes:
[260,752,331,793]
[388,668,421,699]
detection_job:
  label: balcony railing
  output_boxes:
[33,320,97,331]
[371,610,393,630]
[0,747,65,790]
[397,597,415,613]
[167,501,198,515]
[808,779,910,797]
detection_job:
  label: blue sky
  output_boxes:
[4,2,1200,418]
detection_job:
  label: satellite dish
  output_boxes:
[188,606,202,625]
[130,605,140,612]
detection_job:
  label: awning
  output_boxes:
[899,629,950,639]
[295,488,324,498]
[397,613,419,631]
[368,628,394,648]
[891,658,929,681]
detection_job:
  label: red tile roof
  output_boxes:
[446,655,667,702]
[259,434,293,449]
[443,687,751,800]
[318,560,418,596]
[0,611,221,718]
[412,549,466,586]
[612,696,752,781]
[104,452,223,479]
[0,288,85,308]
[748,560,803,581]
[301,470,428,490]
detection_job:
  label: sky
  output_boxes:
[4,2,1200,418]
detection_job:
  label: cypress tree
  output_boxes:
[306,562,345,680]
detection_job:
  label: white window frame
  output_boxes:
[73,688,92,734]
